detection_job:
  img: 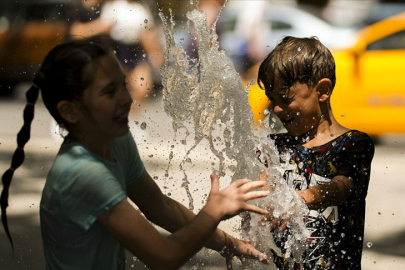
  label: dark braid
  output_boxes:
[1,84,39,254]
[0,40,110,255]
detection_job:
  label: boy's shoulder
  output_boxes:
[338,130,375,148]
[270,130,375,150]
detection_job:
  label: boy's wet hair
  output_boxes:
[1,40,110,253]
[257,36,336,97]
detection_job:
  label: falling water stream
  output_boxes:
[159,1,309,268]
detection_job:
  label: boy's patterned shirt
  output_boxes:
[270,130,374,270]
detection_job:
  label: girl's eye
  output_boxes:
[103,87,116,96]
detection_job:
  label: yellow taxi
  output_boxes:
[243,11,405,136]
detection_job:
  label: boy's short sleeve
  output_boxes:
[56,161,126,230]
[337,131,375,198]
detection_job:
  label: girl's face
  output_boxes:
[75,54,132,141]
[267,79,322,137]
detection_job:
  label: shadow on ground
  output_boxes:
[367,229,405,258]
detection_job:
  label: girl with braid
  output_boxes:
[1,41,271,270]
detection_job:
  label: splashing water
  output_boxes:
[159,4,309,268]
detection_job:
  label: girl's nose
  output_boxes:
[119,87,133,106]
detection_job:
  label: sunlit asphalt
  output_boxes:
[1,85,405,269]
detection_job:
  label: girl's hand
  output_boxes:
[220,235,270,269]
[205,174,270,221]
[258,168,290,231]
[259,209,291,232]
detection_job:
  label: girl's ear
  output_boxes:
[316,78,332,102]
[57,100,78,125]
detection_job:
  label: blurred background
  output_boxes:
[1,0,405,269]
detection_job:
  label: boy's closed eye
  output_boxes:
[282,94,295,103]
[268,94,295,105]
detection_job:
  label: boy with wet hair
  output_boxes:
[258,36,375,269]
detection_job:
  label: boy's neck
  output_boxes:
[301,115,349,148]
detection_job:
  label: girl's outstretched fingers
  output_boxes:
[221,237,270,267]
[207,175,270,220]
[244,200,270,215]
[210,174,220,193]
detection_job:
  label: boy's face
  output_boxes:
[267,79,322,137]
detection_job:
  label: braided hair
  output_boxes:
[1,40,110,254]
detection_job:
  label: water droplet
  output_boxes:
[367,241,373,248]
[140,122,147,130]
[297,47,301,51]
[378,212,381,215]
[144,19,148,24]
[140,77,145,81]
[124,59,128,63]
[296,112,300,116]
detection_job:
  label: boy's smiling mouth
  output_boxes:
[281,117,294,126]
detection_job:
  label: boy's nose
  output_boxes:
[272,104,283,114]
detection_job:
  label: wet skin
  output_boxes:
[267,79,323,139]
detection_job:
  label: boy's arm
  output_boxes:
[298,132,374,210]
[297,176,353,210]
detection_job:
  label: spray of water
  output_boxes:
[159,4,309,268]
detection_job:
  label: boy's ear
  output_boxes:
[57,100,78,125]
[316,78,332,102]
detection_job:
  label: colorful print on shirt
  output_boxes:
[268,130,374,269]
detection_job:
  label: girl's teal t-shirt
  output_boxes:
[40,131,146,270]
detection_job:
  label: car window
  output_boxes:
[269,20,292,30]
[366,30,405,50]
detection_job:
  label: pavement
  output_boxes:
[1,90,405,269]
